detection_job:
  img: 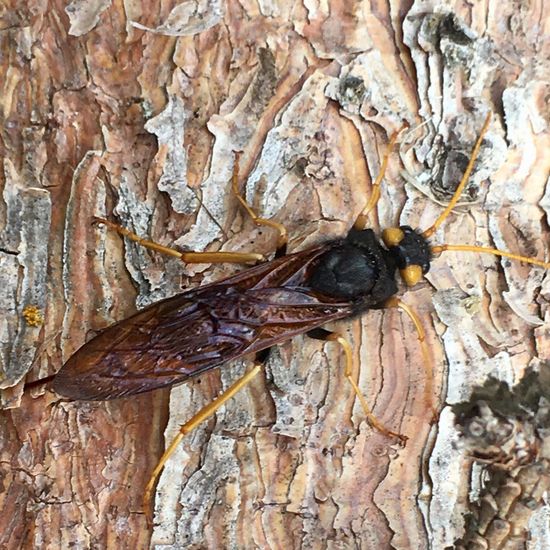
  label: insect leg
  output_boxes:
[307,328,408,444]
[93,217,264,263]
[142,362,262,517]
[383,297,437,422]
[232,152,288,256]
[354,126,406,231]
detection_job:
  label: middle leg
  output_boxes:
[307,327,408,444]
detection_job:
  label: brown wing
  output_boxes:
[53,243,354,400]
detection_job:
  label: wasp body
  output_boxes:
[53,226,430,400]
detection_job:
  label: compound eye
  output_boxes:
[400,265,423,287]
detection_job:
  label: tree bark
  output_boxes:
[1,1,549,549]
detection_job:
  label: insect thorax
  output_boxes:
[307,228,398,306]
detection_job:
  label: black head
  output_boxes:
[382,225,431,286]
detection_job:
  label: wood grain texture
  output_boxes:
[1,1,548,549]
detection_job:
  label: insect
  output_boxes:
[27,112,550,514]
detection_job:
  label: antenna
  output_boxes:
[422,112,549,270]
[422,113,492,239]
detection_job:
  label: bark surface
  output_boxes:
[1,1,549,549]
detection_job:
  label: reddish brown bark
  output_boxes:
[1,1,548,548]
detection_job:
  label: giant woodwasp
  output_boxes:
[25,112,550,515]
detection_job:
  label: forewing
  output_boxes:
[54,294,220,399]
[54,243,351,400]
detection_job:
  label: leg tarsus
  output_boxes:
[354,124,408,231]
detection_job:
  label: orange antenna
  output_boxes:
[423,112,549,271]
[431,244,550,269]
[354,124,408,231]
[422,112,492,239]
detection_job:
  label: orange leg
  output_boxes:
[308,328,407,444]
[232,153,288,256]
[93,217,265,264]
[354,125,407,231]
[384,297,437,423]
[143,363,262,522]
